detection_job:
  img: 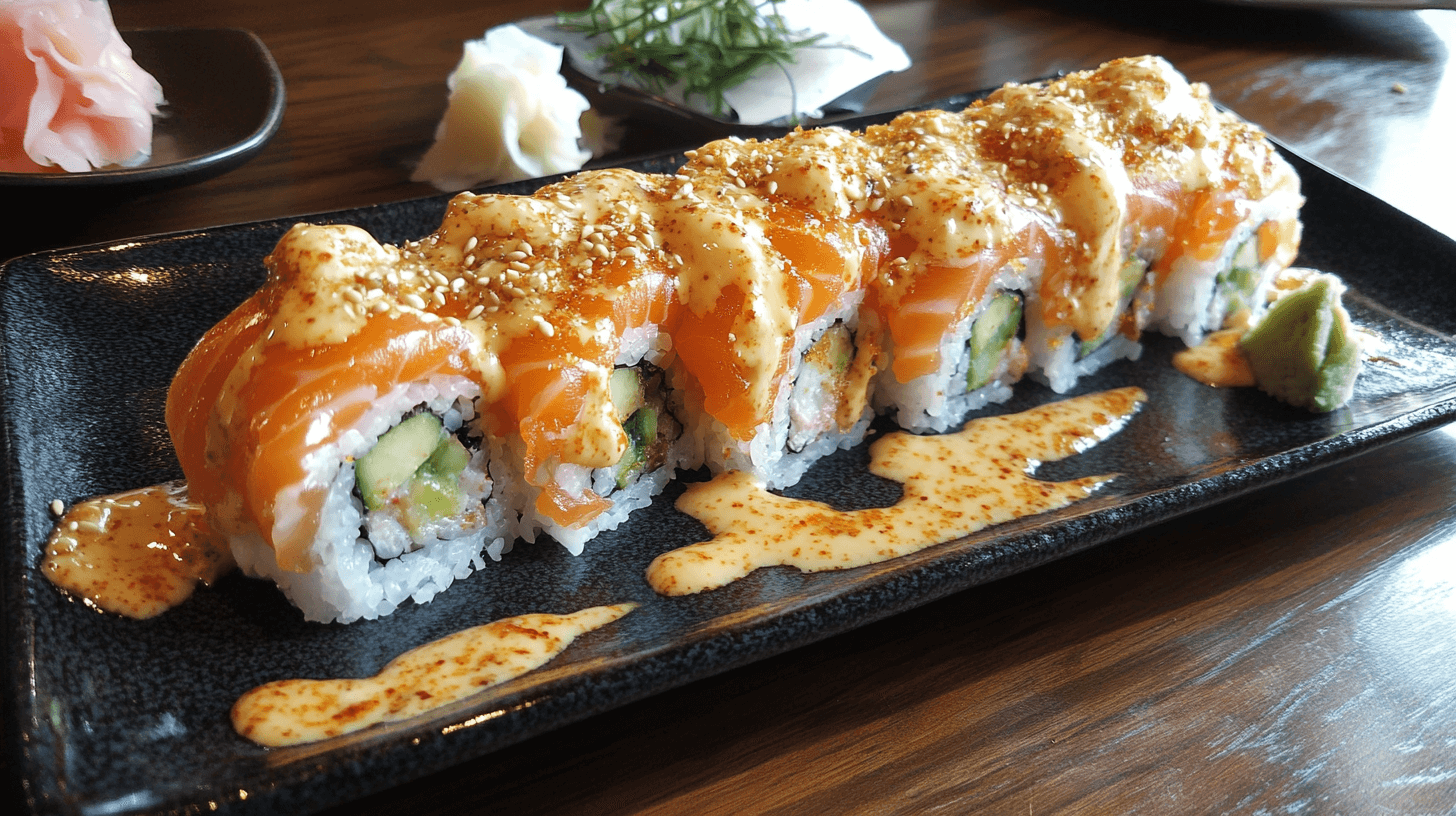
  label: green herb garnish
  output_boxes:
[556,0,827,118]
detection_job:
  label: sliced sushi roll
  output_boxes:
[158,56,1308,622]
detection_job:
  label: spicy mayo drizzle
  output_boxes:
[232,603,635,747]
[42,481,234,619]
[647,388,1145,595]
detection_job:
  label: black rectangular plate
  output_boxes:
[4,96,1456,816]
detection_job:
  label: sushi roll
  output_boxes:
[858,109,1037,432]
[161,55,1305,621]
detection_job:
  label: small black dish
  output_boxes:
[0,28,284,192]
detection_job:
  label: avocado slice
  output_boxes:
[967,293,1023,391]
[356,413,447,511]
[610,367,645,421]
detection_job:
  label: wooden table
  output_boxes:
[7,1,1456,813]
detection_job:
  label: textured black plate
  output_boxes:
[3,98,1456,816]
[0,29,284,191]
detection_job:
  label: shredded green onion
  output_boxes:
[556,0,827,118]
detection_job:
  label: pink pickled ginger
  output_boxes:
[1,0,164,173]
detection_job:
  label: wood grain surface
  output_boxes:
[5,1,1455,814]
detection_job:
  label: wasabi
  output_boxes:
[1239,274,1361,412]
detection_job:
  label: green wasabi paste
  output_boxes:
[1239,274,1361,412]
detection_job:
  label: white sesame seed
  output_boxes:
[49,499,64,516]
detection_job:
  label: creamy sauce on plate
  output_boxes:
[232,603,635,747]
[43,481,234,619]
[648,387,1146,595]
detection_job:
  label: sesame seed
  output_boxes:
[49,499,64,516]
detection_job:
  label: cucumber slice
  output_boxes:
[356,413,447,511]
[967,293,1022,390]
[422,435,470,478]
[614,406,659,489]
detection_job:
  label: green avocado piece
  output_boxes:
[404,469,464,528]
[968,293,1022,390]
[422,434,470,478]
[1239,274,1361,413]
[356,413,447,511]
[610,367,645,421]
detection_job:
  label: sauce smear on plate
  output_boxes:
[648,387,1145,595]
[42,481,234,619]
[232,603,635,747]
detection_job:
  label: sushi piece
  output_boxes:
[167,225,510,623]
[396,168,694,553]
[669,128,889,485]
